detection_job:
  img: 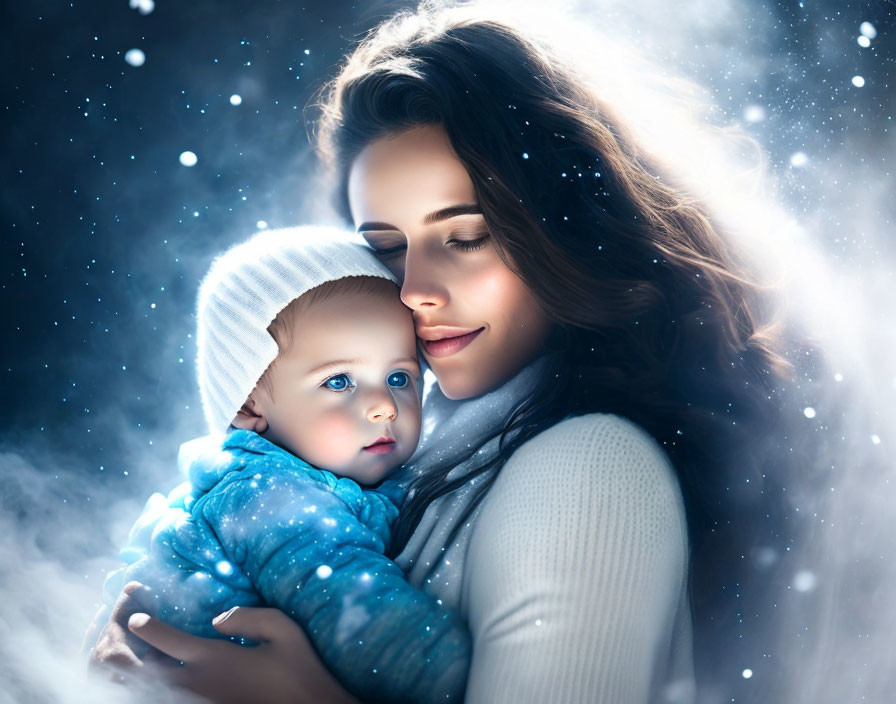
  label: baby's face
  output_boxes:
[255,287,422,485]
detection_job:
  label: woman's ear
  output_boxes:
[231,394,269,434]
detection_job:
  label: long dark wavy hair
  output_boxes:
[313,2,804,692]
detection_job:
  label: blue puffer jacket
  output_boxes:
[104,429,470,703]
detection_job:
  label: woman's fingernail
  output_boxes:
[129,613,150,630]
[212,607,236,625]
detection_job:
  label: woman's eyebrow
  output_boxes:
[422,204,481,225]
[357,204,482,233]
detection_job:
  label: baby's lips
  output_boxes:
[362,437,398,455]
[364,436,396,449]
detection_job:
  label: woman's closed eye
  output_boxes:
[321,373,355,392]
[364,231,491,258]
[446,233,490,252]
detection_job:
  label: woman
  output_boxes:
[91,3,794,702]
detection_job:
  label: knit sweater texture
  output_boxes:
[391,360,696,703]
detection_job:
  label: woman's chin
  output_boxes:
[438,381,481,401]
[433,367,502,401]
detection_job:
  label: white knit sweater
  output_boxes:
[391,361,695,703]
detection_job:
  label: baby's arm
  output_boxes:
[201,468,471,704]
[101,481,262,640]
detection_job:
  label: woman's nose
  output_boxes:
[366,397,398,423]
[400,244,449,311]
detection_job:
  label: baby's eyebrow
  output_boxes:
[305,357,420,378]
[305,359,362,378]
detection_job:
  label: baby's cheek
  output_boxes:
[305,408,359,466]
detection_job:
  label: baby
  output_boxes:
[102,226,469,703]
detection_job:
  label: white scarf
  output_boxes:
[387,357,549,605]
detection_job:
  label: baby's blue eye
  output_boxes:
[324,374,353,391]
[387,371,410,388]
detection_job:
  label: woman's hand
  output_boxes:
[87,581,162,679]
[127,603,361,704]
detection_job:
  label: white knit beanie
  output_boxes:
[196,225,397,434]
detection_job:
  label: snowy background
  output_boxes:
[1,0,894,702]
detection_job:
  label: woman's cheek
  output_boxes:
[475,260,522,310]
[465,252,503,285]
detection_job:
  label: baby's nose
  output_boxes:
[367,399,397,423]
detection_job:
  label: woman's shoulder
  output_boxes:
[513,412,673,474]
[529,411,660,445]
[465,412,689,621]
[493,412,683,516]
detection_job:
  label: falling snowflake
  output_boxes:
[179,151,198,167]
[124,49,146,67]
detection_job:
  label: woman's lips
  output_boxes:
[419,327,485,358]
[363,438,396,455]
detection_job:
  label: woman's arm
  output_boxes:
[89,582,361,704]
[462,413,692,704]
[129,603,362,704]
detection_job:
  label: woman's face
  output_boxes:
[348,124,552,400]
